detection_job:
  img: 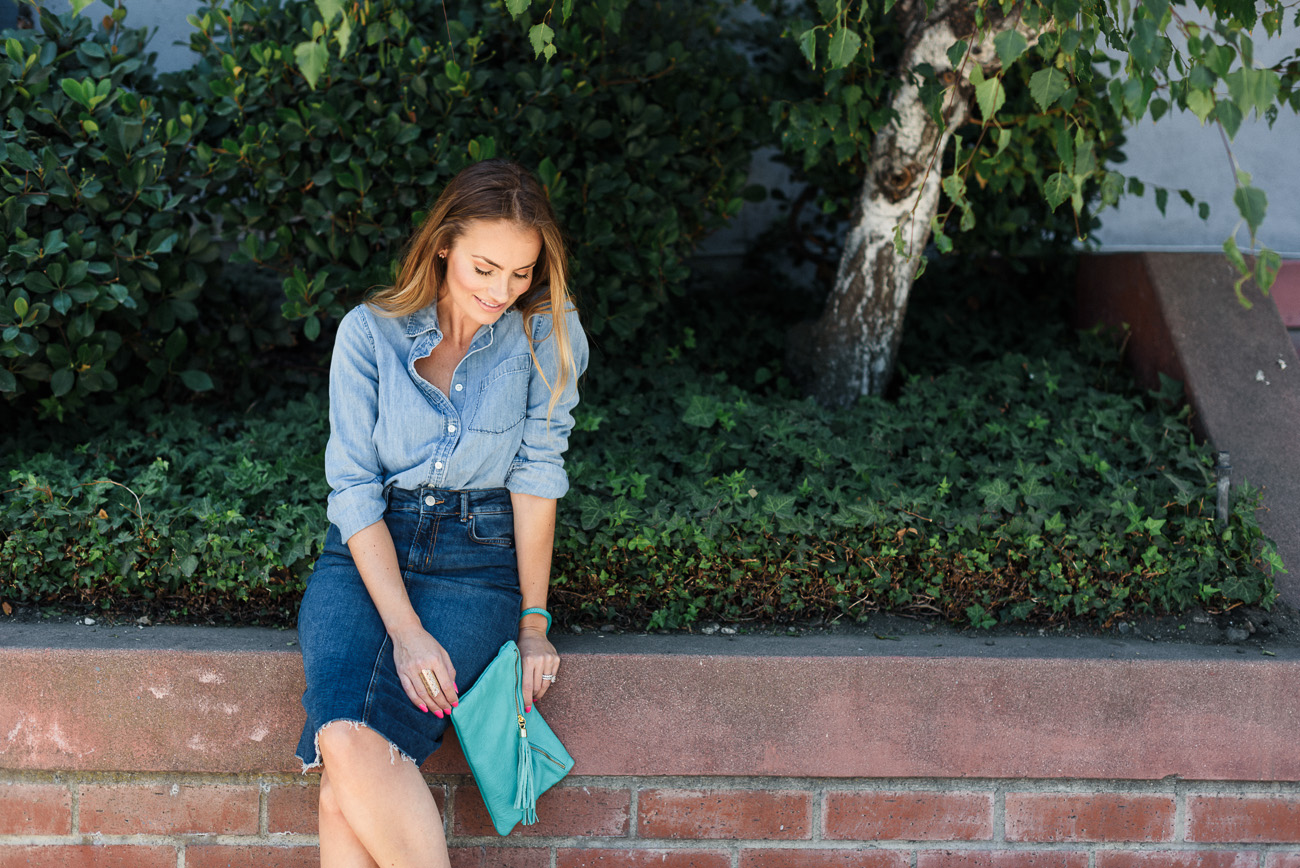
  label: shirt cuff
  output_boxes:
[327,481,387,544]
[504,457,569,500]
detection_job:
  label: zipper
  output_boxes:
[530,744,566,769]
[512,644,564,768]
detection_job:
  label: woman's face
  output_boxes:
[439,219,542,330]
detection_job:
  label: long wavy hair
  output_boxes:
[367,159,578,420]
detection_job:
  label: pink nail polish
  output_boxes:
[525,705,531,713]
[434,709,444,718]
[419,704,428,713]
[452,701,459,707]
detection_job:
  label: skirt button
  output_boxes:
[424,495,436,506]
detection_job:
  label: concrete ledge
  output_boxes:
[2,627,1298,781]
[1077,252,1300,603]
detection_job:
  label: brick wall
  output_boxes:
[4,773,1300,867]
[2,632,1299,867]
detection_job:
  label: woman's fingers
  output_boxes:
[522,648,560,710]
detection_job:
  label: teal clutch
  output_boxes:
[449,640,575,835]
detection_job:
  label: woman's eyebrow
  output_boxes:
[473,254,536,271]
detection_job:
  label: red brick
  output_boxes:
[0,784,71,835]
[449,847,551,868]
[917,851,1089,868]
[557,849,731,868]
[453,785,628,837]
[1187,795,1300,843]
[824,792,993,842]
[1004,793,1175,843]
[79,783,259,835]
[185,845,320,868]
[638,789,811,840]
[1097,853,1259,868]
[740,848,908,867]
[267,783,318,834]
[0,845,174,868]
[1266,856,1300,868]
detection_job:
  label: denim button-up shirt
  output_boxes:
[325,302,588,543]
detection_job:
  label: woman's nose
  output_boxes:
[486,276,510,302]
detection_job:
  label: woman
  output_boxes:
[295,159,588,867]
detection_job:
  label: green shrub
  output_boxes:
[0,395,328,621]
[0,4,224,415]
[0,265,1278,627]
[167,0,759,342]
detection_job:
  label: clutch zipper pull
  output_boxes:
[512,643,538,824]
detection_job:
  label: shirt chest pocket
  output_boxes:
[467,353,531,434]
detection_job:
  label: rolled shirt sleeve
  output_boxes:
[325,307,388,543]
[505,307,589,500]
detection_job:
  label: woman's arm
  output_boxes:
[347,520,459,716]
[512,491,560,711]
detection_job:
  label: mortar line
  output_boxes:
[629,783,639,840]
[69,772,80,838]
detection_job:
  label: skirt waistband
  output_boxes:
[384,486,512,518]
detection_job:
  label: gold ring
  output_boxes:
[420,668,441,697]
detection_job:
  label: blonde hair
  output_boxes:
[367,159,578,420]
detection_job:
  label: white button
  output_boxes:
[448,424,456,433]
[424,495,436,506]
[435,461,443,470]
[454,383,463,392]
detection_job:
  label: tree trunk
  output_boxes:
[809,0,1037,405]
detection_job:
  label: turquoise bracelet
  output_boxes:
[519,607,552,635]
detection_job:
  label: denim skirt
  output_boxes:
[295,487,521,771]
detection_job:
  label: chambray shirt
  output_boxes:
[325,302,588,543]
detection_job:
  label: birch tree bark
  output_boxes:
[808,0,1041,405]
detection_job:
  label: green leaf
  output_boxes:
[1044,173,1072,210]
[826,27,862,69]
[0,368,15,393]
[60,78,90,109]
[974,72,1006,122]
[1214,100,1243,140]
[1100,171,1125,207]
[294,41,329,89]
[1186,88,1214,124]
[1224,68,1281,120]
[797,28,817,67]
[977,478,1017,513]
[1255,248,1281,292]
[682,395,716,428]
[314,0,345,23]
[946,39,968,69]
[179,369,214,391]
[70,0,95,14]
[1028,68,1068,112]
[994,127,1011,156]
[6,143,36,173]
[1233,184,1267,240]
[993,30,1028,68]
[1155,187,1168,216]
[528,22,555,59]
[1222,236,1247,275]
[505,0,530,17]
[50,368,74,397]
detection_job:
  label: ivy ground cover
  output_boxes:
[0,259,1280,628]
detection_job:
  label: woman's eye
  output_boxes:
[474,267,492,276]
[513,273,529,280]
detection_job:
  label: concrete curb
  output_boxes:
[2,630,1297,781]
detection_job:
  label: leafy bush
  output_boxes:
[0,395,328,621]
[167,0,759,341]
[0,4,224,414]
[0,262,1278,627]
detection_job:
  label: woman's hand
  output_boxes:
[391,624,459,718]
[518,625,559,712]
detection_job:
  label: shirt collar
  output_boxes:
[406,305,517,342]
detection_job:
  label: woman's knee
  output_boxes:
[316,721,402,770]
[318,770,344,818]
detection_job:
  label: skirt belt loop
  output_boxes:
[459,490,470,523]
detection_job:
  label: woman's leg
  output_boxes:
[319,769,379,868]
[317,723,451,868]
